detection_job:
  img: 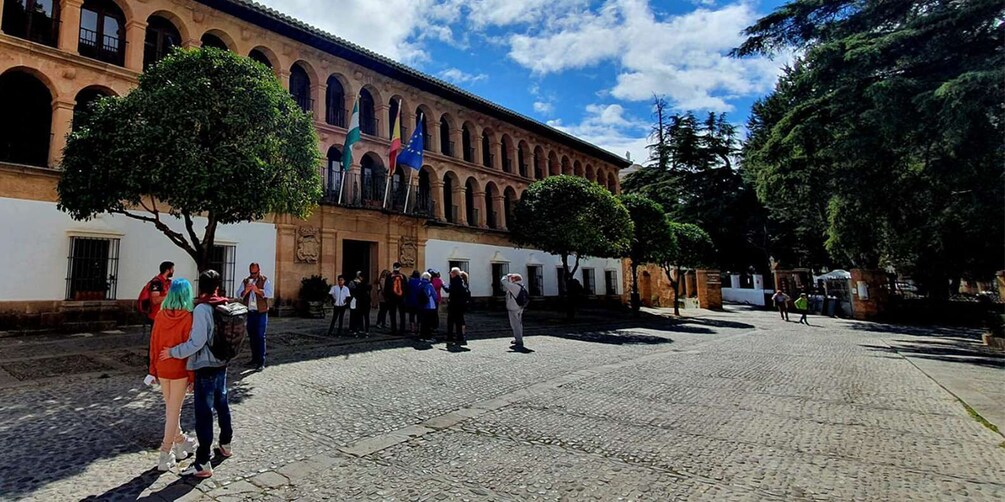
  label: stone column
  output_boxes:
[49,99,76,168]
[491,140,502,171]
[277,70,291,91]
[449,127,463,160]
[314,83,327,123]
[695,270,722,310]
[430,180,445,221]
[377,104,391,138]
[473,190,487,227]
[472,134,483,167]
[399,108,413,141]
[452,185,466,225]
[58,0,84,54]
[492,195,506,230]
[124,20,148,72]
[346,161,361,204]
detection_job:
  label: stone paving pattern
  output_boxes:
[0,307,1002,501]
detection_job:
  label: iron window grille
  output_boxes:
[208,245,237,297]
[65,236,119,301]
[605,270,618,295]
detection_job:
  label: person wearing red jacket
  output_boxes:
[147,278,197,472]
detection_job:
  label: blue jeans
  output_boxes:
[194,367,232,465]
[247,311,268,365]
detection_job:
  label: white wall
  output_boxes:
[423,239,622,298]
[0,197,276,301]
[722,287,768,306]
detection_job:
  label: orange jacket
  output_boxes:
[148,309,195,381]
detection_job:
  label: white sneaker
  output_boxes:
[172,436,197,460]
[157,450,176,472]
[181,462,213,478]
[218,442,233,458]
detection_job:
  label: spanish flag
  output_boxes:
[388,100,402,171]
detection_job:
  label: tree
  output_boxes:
[511,175,633,317]
[623,99,769,273]
[619,194,675,315]
[58,48,322,271]
[656,223,714,316]
[735,0,1005,297]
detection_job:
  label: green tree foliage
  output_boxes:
[58,48,322,270]
[737,0,1004,296]
[511,174,633,289]
[623,98,766,272]
[619,194,676,313]
[656,223,714,316]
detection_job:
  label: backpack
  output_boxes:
[206,302,249,362]
[392,274,405,298]
[514,285,530,308]
[136,277,163,315]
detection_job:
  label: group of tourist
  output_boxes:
[143,261,275,478]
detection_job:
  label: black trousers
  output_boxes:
[328,306,348,335]
[387,302,406,335]
[446,306,466,341]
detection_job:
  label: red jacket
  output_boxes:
[148,309,195,381]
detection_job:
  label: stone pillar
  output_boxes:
[696,270,723,310]
[378,104,391,138]
[124,20,148,72]
[492,195,506,230]
[449,127,463,160]
[685,271,697,299]
[399,108,413,141]
[473,190,487,227]
[58,0,84,53]
[181,38,200,49]
[452,186,466,225]
[49,99,75,168]
[430,180,445,221]
[346,162,361,204]
[277,70,291,91]
[274,223,297,305]
[491,140,502,171]
[313,83,326,122]
[472,134,483,167]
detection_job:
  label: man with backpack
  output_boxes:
[383,262,408,336]
[501,273,530,349]
[138,261,175,324]
[160,269,245,479]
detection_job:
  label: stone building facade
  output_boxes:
[0,0,629,324]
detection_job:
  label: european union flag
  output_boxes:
[396,119,424,171]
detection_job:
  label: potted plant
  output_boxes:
[299,275,330,318]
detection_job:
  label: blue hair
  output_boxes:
[161,278,194,312]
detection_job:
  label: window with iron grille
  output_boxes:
[527,265,543,296]
[448,260,469,274]
[208,245,237,297]
[582,268,596,295]
[65,236,119,300]
[605,270,618,295]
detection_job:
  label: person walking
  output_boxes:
[373,270,387,328]
[349,272,371,336]
[794,293,810,325]
[383,263,407,335]
[417,272,438,343]
[459,271,470,341]
[772,290,791,321]
[501,273,529,349]
[442,267,469,346]
[160,270,233,479]
[147,278,197,472]
[241,263,273,372]
[328,275,351,336]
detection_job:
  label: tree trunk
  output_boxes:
[630,261,640,316]
[673,266,681,316]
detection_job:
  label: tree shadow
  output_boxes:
[848,321,985,340]
[861,341,1005,370]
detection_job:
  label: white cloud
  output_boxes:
[548,104,651,164]
[533,101,554,114]
[503,0,783,112]
[438,68,488,85]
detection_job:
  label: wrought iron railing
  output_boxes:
[321,172,434,218]
[78,27,124,66]
[292,93,313,114]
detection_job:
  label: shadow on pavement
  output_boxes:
[861,342,1004,370]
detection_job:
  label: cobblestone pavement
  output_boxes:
[1,307,1002,501]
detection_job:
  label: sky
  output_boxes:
[255,0,789,164]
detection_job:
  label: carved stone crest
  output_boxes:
[295,226,320,263]
[398,236,417,268]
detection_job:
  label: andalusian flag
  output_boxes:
[388,100,402,171]
[342,96,360,171]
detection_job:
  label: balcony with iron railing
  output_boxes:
[292,94,313,114]
[320,172,434,218]
[78,27,124,66]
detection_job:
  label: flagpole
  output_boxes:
[338,169,346,205]
[403,170,414,214]
[382,99,400,210]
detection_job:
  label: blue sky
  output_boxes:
[258,0,789,164]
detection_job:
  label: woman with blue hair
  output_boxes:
[147,278,198,471]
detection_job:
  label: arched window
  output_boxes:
[73,87,111,130]
[0,70,52,167]
[249,49,272,69]
[443,175,455,223]
[326,146,342,194]
[79,0,125,66]
[481,130,492,167]
[517,143,528,177]
[485,184,499,229]
[534,149,544,179]
[360,153,384,203]
[359,89,377,136]
[439,117,452,156]
[2,0,59,47]
[462,125,473,163]
[417,168,432,215]
[504,187,517,229]
[501,136,512,173]
[325,76,345,127]
[144,16,181,69]
[415,108,429,151]
[200,33,229,51]
[465,179,476,226]
[289,64,311,113]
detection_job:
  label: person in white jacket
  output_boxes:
[501,273,528,348]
